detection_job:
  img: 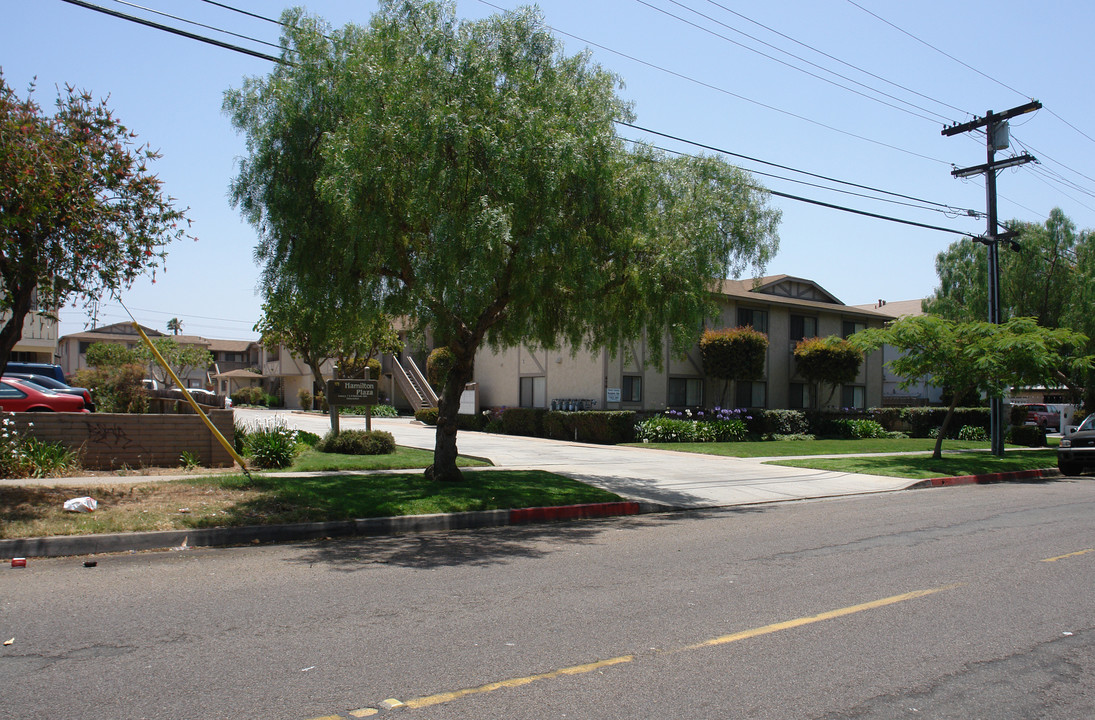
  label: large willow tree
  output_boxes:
[226,1,780,481]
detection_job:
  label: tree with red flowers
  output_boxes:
[0,75,192,373]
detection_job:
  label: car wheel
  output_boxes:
[26,407,54,412]
[1058,460,1083,476]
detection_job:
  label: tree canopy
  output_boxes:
[699,326,768,406]
[850,315,1090,458]
[792,336,863,407]
[225,1,780,480]
[924,208,1095,408]
[0,75,192,372]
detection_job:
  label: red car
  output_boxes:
[0,377,90,413]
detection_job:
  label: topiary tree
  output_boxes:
[700,326,768,406]
[793,336,863,408]
[426,347,457,392]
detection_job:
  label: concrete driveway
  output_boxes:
[241,409,920,509]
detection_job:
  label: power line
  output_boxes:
[57,0,283,63]
[106,0,281,51]
[475,0,952,166]
[700,0,972,118]
[619,121,981,217]
[629,139,972,236]
[641,0,953,124]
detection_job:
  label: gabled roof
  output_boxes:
[207,339,256,353]
[851,299,926,318]
[712,275,892,319]
[59,322,163,342]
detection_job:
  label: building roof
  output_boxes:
[712,275,893,320]
[213,368,265,379]
[207,339,256,353]
[851,299,926,318]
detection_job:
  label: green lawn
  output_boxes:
[627,438,1000,457]
[768,450,1058,479]
[187,469,622,525]
[281,446,490,472]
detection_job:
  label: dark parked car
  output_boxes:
[1057,414,1095,475]
[0,378,90,413]
[4,373,94,411]
[2,362,66,383]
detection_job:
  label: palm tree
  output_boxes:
[166,317,183,335]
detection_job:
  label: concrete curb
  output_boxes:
[912,467,1062,489]
[0,501,670,559]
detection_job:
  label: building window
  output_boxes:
[622,375,642,403]
[841,385,865,409]
[519,376,546,408]
[735,380,767,408]
[668,377,703,407]
[842,320,866,338]
[789,382,816,409]
[790,315,818,341]
[737,307,769,334]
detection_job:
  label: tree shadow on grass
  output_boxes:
[284,506,769,572]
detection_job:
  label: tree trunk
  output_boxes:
[933,396,963,460]
[0,281,35,374]
[427,348,475,483]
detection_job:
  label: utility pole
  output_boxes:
[942,100,1040,456]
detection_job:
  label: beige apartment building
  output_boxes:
[472,275,891,413]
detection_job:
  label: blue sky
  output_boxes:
[5,0,1093,341]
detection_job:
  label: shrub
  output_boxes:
[0,415,79,478]
[635,414,747,443]
[243,419,298,469]
[371,404,399,418]
[753,409,809,435]
[847,419,887,439]
[502,407,547,437]
[296,430,321,447]
[73,363,148,413]
[231,386,267,407]
[903,407,990,438]
[298,389,313,410]
[316,429,396,455]
[957,425,989,441]
[415,407,439,425]
[1006,424,1046,447]
[771,433,816,442]
[542,411,636,444]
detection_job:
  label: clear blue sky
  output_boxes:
[5,0,1093,341]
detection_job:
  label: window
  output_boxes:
[0,384,26,399]
[789,382,816,409]
[842,320,866,338]
[735,380,767,408]
[622,375,642,403]
[668,377,703,407]
[519,376,546,408]
[790,315,818,341]
[737,307,769,334]
[841,385,865,409]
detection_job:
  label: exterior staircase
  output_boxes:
[392,356,438,410]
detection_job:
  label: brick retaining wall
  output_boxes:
[9,410,236,469]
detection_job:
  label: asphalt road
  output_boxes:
[3,478,1093,719]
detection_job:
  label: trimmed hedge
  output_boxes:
[542,411,636,444]
[414,408,439,425]
[501,408,547,437]
[1006,424,1046,447]
[903,407,990,438]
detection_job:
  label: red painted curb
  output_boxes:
[928,468,1058,487]
[509,501,641,524]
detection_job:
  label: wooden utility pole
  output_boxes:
[942,101,1041,455]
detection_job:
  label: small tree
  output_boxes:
[700,326,768,406]
[793,336,863,407]
[850,315,1091,458]
[0,76,192,373]
[143,338,213,389]
[166,318,183,335]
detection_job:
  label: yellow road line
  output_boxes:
[393,583,959,712]
[403,655,635,710]
[682,584,961,652]
[1042,548,1094,562]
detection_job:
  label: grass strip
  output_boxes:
[282,446,490,472]
[0,470,622,539]
[626,438,1004,457]
[767,450,1057,479]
